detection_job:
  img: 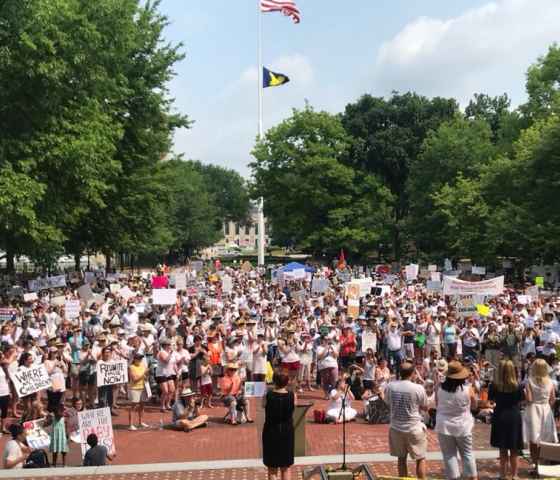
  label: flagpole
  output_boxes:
[257,0,266,267]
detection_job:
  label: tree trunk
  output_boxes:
[74,252,81,271]
[104,251,112,271]
[5,245,14,274]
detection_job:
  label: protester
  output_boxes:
[524,358,558,473]
[435,361,478,480]
[262,372,295,480]
[489,359,524,480]
[171,388,208,432]
[48,404,69,467]
[128,352,149,430]
[2,423,30,469]
[385,361,427,479]
[83,433,115,466]
[326,378,357,423]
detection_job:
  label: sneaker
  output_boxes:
[128,425,137,431]
[139,422,149,428]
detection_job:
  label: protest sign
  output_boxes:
[362,331,377,352]
[222,275,233,294]
[65,300,81,319]
[527,286,539,300]
[292,290,306,304]
[240,261,252,273]
[443,276,504,296]
[78,407,115,457]
[191,260,204,272]
[23,420,50,450]
[346,283,360,318]
[517,295,530,305]
[78,284,94,301]
[430,271,441,282]
[244,381,266,398]
[476,304,491,317]
[84,271,96,284]
[471,266,486,275]
[109,283,121,294]
[405,264,419,281]
[174,273,187,290]
[428,265,438,272]
[426,281,442,292]
[9,364,51,398]
[28,275,67,292]
[311,278,329,294]
[96,360,128,387]
[118,286,134,301]
[451,295,479,318]
[50,295,66,307]
[23,292,38,302]
[0,308,16,323]
[152,288,177,305]
[535,276,544,288]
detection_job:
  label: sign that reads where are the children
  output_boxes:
[9,364,52,398]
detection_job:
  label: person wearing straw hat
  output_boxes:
[171,387,208,432]
[220,362,252,425]
[435,361,478,480]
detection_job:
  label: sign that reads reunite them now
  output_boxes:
[96,360,128,387]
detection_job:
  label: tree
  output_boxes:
[407,117,496,258]
[341,92,458,260]
[251,106,393,256]
[191,162,251,224]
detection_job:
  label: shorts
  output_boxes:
[212,365,224,377]
[79,372,96,387]
[129,389,147,403]
[200,384,213,396]
[389,426,427,460]
[0,395,9,419]
[282,361,300,371]
[181,371,189,381]
[156,376,175,384]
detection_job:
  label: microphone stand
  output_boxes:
[337,382,352,471]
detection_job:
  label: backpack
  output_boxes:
[23,449,50,469]
[313,409,326,424]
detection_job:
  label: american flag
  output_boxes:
[260,0,301,24]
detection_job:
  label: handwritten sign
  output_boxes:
[96,360,128,387]
[23,419,50,450]
[362,331,377,352]
[152,288,177,306]
[9,364,52,398]
[65,300,81,319]
[78,407,115,457]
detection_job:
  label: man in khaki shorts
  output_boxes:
[384,361,428,478]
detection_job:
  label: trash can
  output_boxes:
[293,402,314,457]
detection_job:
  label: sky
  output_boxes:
[158,0,560,177]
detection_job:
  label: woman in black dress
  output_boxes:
[489,359,524,480]
[262,372,296,480]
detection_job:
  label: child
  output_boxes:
[49,404,69,467]
[199,355,214,408]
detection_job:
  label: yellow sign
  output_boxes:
[476,304,490,317]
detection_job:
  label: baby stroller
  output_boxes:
[365,395,390,424]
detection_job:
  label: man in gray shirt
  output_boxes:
[384,361,428,479]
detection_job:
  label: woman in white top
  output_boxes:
[435,361,477,480]
[524,358,557,472]
[326,379,356,423]
[156,339,177,412]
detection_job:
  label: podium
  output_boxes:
[293,402,313,457]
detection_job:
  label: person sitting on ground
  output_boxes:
[326,378,357,423]
[83,433,116,466]
[172,388,209,432]
[220,362,253,425]
[3,423,30,469]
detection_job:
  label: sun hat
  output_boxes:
[436,359,448,373]
[446,361,470,380]
[179,387,196,397]
[226,362,239,370]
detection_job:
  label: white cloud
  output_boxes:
[374,0,560,106]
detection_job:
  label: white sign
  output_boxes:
[517,295,530,305]
[426,280,442,292]
[23,292,38,302]
[472,266,486,275]
[109,283,121,294]
[451,295,479,318]
[23,420,50,450]
[311,278,329,294]
[96,360,128,386]
[527,286,539,300]
[174,273,187,290]
[9,364,52,398]
[78,284,94,301]
[118,287,135,301]
[430,272,441,282]
[244,381,266,398]
[222,275,233,294]
[50,295,66,306]
[28,275,67,292]
[65,300,81,319]
[405,264,419,281]
[443,276,504,296]
[78,407,115,457]
[152,288,177,305]
[428,265,438,272]
[362,331,377,352]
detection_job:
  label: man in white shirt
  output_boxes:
[384,362,428,479]
[386,322,403,376]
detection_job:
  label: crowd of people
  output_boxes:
[0,260,558,479]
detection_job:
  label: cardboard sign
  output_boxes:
[23,292,38,302]
[9,364,52,398]
[222,275,233,294]
[23,419,50,450]
[78,407,115,457]
[244,381,266,398]
[527,286,539,300]
[430,271,441,282]
[65,300,81,319]
[535,276,544,288]
[174,273,187,290]
[346,283,360,318]
[96,360,128,387]
[517,295,530,305]
[443,276,504,296]
[152,288,177,306]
